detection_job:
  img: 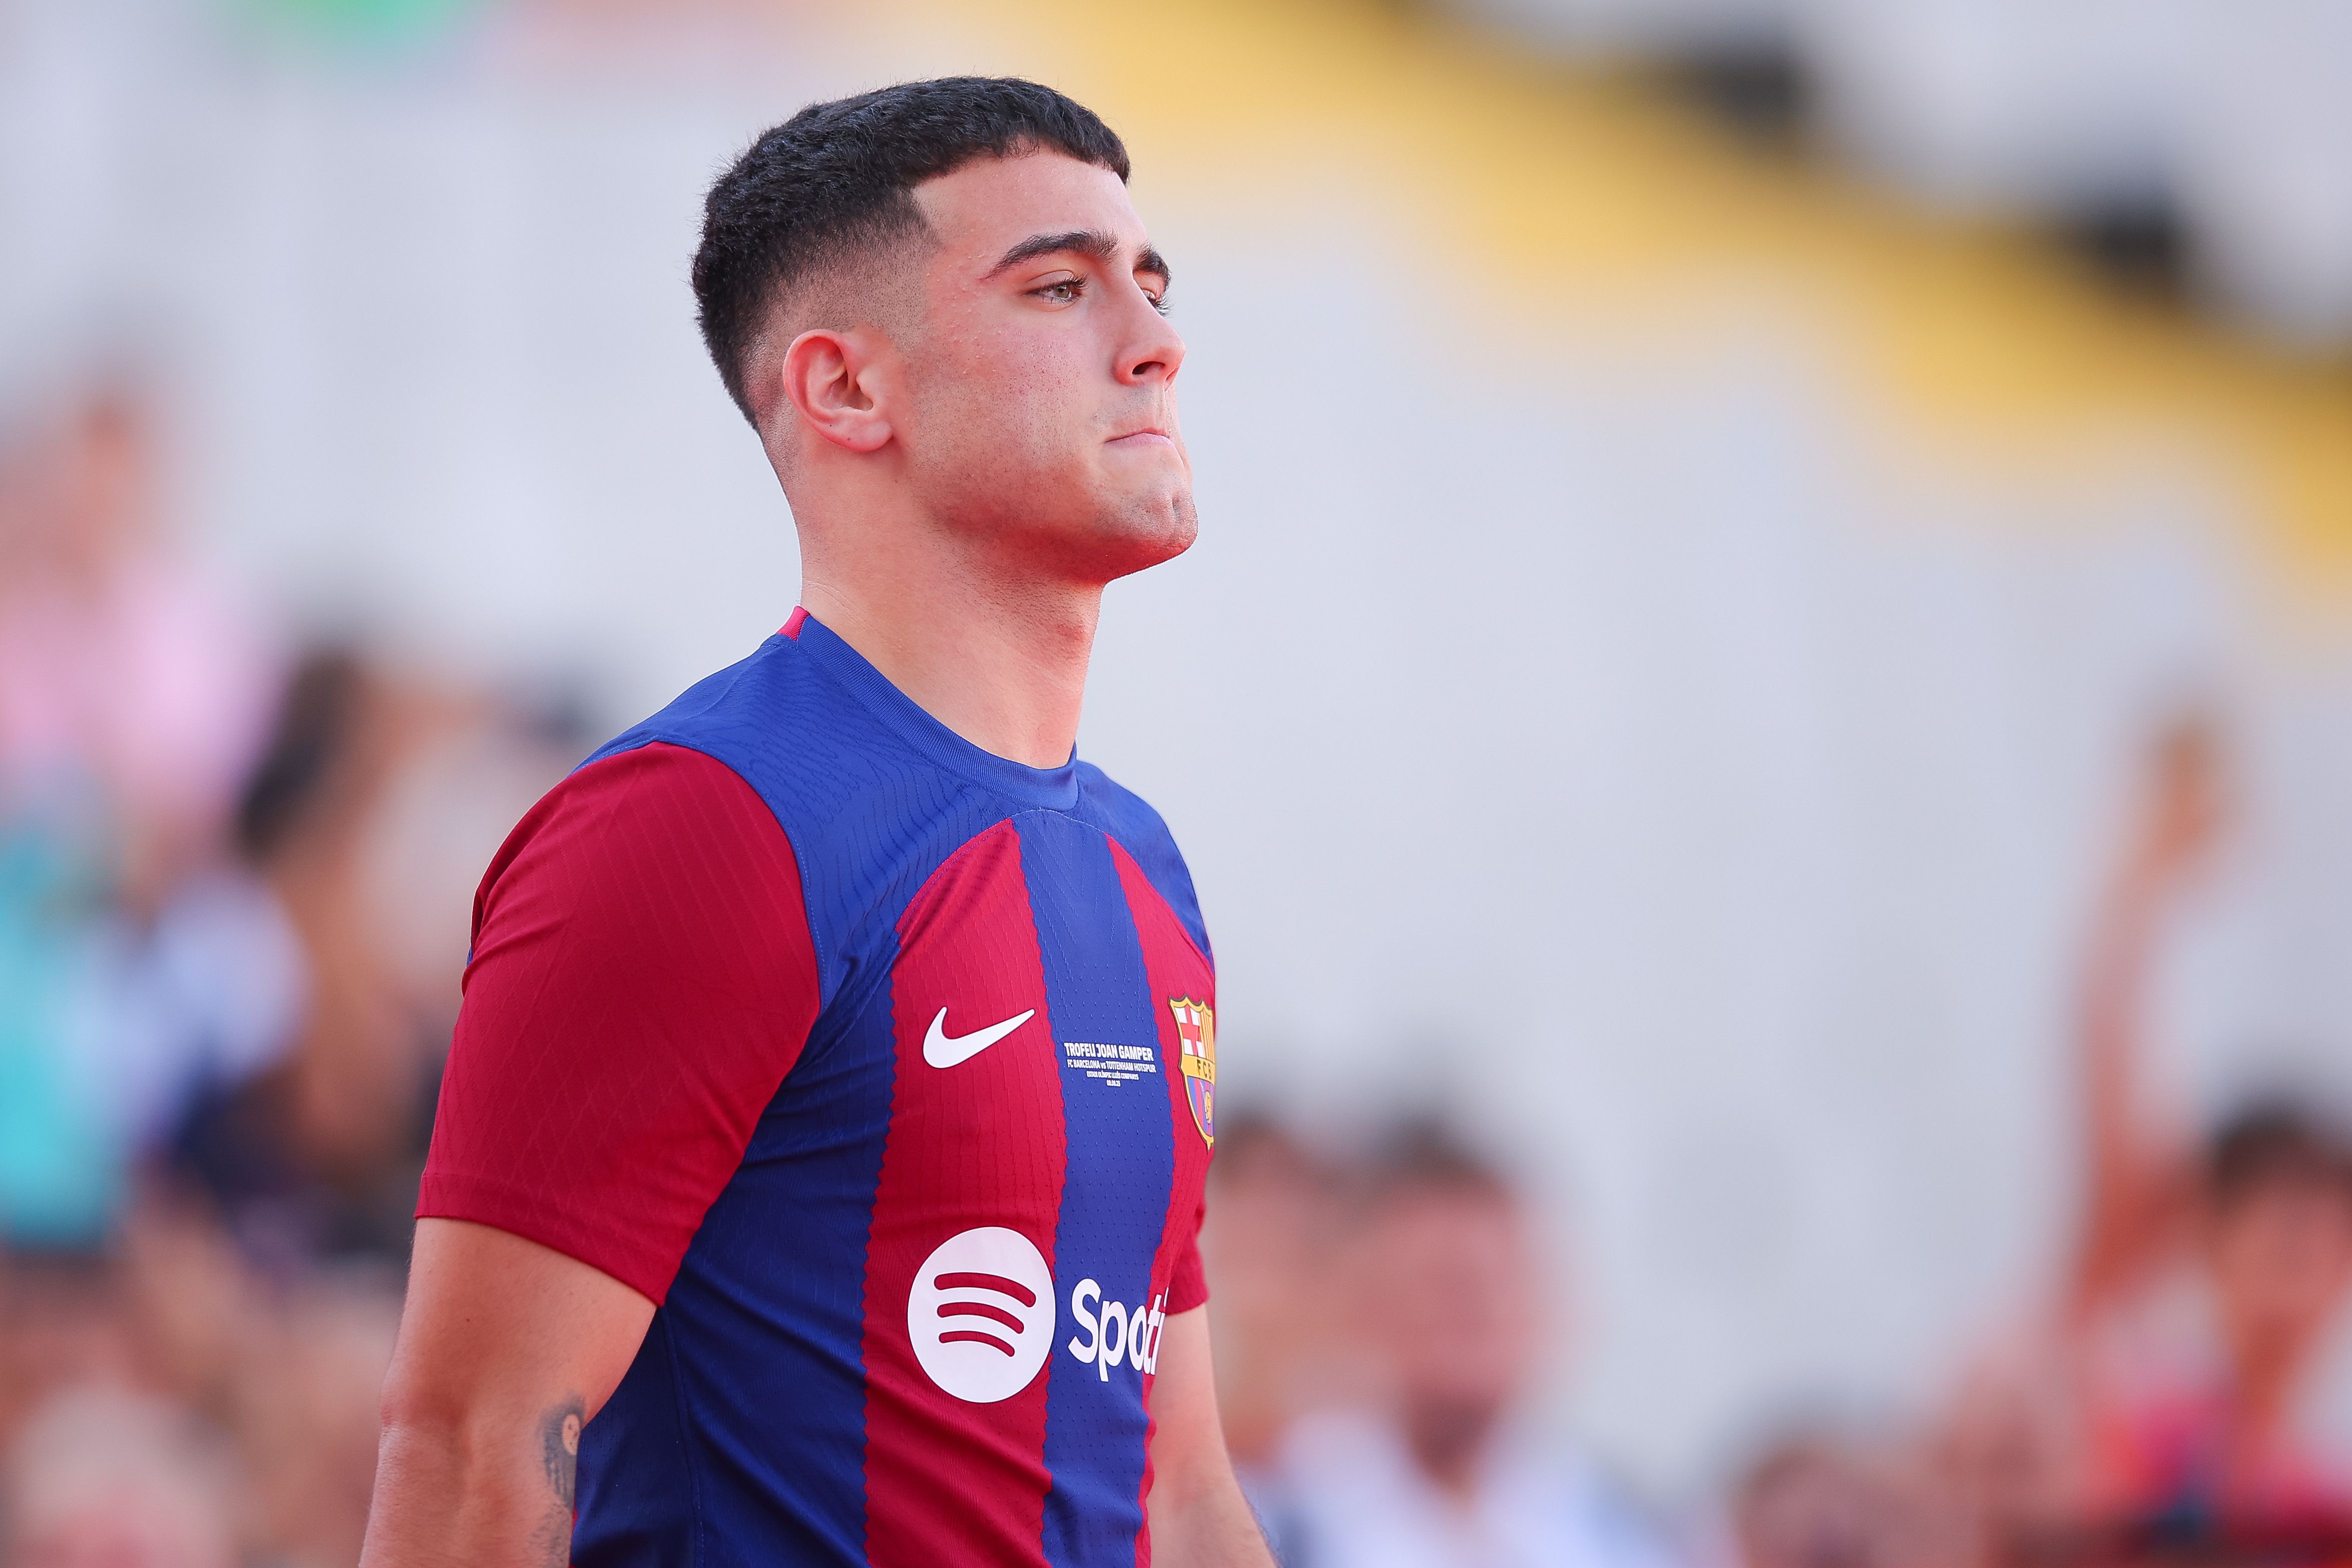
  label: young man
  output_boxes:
[360,79,1271,1567]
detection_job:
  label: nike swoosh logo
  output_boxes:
[923,1007,1037,1069]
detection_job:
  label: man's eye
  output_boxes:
[1034,279,1085,304]
[1148,292,1171,317]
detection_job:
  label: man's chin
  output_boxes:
[1101,488,1198,578]
[955,474,1196,582]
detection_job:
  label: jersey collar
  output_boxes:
[783,612,1083,811]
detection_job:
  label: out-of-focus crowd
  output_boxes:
[1204,722,2352,1568]
[10,371,2352,1568]
[0,376,575,1565]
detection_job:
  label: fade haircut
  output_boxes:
[691,77,1131,425]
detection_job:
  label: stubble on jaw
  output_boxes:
[937,480,1197,587]
[907,386,1197,580]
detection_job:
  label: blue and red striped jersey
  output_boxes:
[417,611,1218,1566]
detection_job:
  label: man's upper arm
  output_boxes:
[1147,1307,1276,1565]
[416,740,822,1305]
[366,1220,654,1568]
[371,745,818,1561]
[390,1217,656,1428]
[1147,1307,1231,1502]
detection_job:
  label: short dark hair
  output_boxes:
[691,77,1131,423]
[1362,1116,1517,1211]
[2206,1098,2352,1212]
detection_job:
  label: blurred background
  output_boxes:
[4,0,2352,1561]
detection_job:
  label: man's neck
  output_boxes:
[797,562,1100,770]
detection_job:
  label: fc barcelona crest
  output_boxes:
[1169,998,1216,1148]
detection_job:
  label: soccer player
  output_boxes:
[359,79,1271,1567]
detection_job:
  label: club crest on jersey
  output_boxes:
[1169,997,1216,1148]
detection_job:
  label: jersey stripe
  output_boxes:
[861,821,1063,1566]
[645,982,896,1564]
[1107,839,1222,1564]
[1018,815,1172,1568]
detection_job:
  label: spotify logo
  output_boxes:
[906,1227,1058,1403]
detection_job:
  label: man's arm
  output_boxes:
[369,745,818,1562]
[2067,718,2219,1323]
[1148,1305,1276,1568]
[362,1218,656,1568]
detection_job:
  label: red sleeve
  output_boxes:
[416,741,819,1304]
[1166,1196,1208,1313]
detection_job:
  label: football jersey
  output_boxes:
[416,609,1218,1567]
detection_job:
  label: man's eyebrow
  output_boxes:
[987,229,1173,285]
[990,230,1117,275]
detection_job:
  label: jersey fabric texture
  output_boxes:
[416,611,1217,1567]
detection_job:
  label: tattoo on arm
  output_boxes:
[530,1394,586,1566]
[543,1396,584,1506]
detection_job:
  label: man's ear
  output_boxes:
[776,327,894,455]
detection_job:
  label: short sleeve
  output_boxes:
[416,741,819,1304]
[1166,1196,1208,1313]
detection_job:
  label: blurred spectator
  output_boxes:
[1733,1427,1969,1568]
[0,1252,139,1447]
[0,363,575,1564]
[0,1188,401,1565]
[0,380,291,1250]
[174,649,459,1265]
[0,1384,242,1568]
[1260,1119,1682,1568]
[0,383,277,907]
[1941,718,2352,1558]
[1204,1113,1356,1481]
[159,638,577,1267]
[228,1279,401,1567]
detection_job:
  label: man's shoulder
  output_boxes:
[587,634,871,799]
[581,634,935,858]
[1074,762,1211,962]
[481,739,802,932]
[571,637,1051,1003]
[473,637,851,977]
[1072,759,1172,842]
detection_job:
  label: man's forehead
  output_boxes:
[911,152,1145,262]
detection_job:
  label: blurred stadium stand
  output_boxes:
[1440,0,2352,346]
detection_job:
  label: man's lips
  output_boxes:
[1105,428,1175,449]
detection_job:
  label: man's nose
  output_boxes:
[1116,291,1185,386]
